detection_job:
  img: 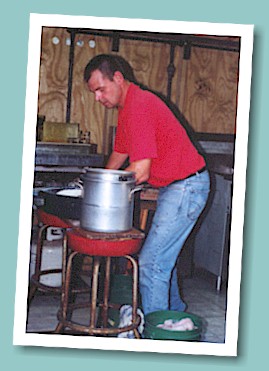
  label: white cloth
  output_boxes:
[157,318,196,331]
[117,305,144,338]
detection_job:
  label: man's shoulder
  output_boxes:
[129,83,158,104]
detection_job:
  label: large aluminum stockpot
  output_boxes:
[80,168,141,232]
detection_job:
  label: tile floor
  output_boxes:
[26,229,227,343]
[181,271,227,343]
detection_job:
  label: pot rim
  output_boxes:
[82,168,136,183]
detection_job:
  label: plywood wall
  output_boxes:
[38,27,239,154]
[38,27,69,123]
[38,27,111,151]
[177,47,239,134]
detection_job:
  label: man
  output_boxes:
[84,54,210,315]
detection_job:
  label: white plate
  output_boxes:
[56,189,82,197]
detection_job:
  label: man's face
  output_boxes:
[87,70,123,109]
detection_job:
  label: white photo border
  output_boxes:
[13,13,254,357]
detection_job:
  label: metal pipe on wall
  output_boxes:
[167,44,176,100]
[66,30,76,123]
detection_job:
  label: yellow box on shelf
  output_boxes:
[42,122,80,143]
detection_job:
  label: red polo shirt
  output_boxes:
[114,83,205,187]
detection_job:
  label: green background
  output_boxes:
[1,0,267,369]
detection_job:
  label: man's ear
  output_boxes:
[113,71,124,84]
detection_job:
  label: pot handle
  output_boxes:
[68,179,84,197]
[119,175,135,182]
[129,185,143,201]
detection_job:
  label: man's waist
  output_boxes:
[169,166,207,185]
[184,166,207,180]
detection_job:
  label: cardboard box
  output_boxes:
[42,122,79,143]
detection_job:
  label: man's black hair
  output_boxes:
[84,54,137,83]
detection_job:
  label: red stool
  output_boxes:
[28,208,74,303]
[55,227,144,337]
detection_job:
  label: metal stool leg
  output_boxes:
[125,254,141,339]
[89,256,101,330]
[28,224,49,303]
[55,250,78,333]
[101,257,111,328]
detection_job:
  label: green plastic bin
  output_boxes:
[144,310,203,341]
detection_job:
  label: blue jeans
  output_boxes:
[138,170,210,315]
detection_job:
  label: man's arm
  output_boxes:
[105,151,129,170]
[106,151,151,185]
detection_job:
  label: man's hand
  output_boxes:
[125,159,151,184]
